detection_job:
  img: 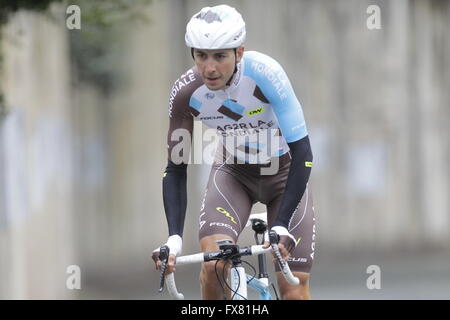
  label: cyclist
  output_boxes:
[153,4,316,300]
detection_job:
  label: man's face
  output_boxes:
[193,47,244,90]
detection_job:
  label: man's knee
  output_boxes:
[278,272,311,300]
[199,234,234,282]
[201,260,228,280]
[282,286,310,300]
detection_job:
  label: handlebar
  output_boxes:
[176,244,271,265]
[165,273,184,300]
[269,231,300,286]
[163,244,271,299]
[158,235,300,299]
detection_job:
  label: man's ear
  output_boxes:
[236,46,245,63]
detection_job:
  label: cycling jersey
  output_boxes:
[167,51,308,164]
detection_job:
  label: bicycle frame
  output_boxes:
[229,268,274,300]
[228,215,274,300]
[208,215,274,300]
[227,246,272,300]
[243,213,274,300]
[246,275,272,300]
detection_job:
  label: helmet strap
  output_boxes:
[225,48,238,86]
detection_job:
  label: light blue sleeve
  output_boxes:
[243,51,308,143]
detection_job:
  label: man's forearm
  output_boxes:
[162,160,188,237]
[274,135,313,229]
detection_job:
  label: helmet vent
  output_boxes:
[196,10,222,24]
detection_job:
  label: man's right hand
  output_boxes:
[152,235,183,275]
[152,251,177,275]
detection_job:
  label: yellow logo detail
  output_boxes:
[246,107,265,116]
[305,161,313,168]
[296,237,302,246]
[216,207,238,225]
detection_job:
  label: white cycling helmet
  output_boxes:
[185,4,246,50]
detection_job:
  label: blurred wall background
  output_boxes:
[0,0,449,299]
[0,7,76,298]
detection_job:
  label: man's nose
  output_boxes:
[204,60,217,73]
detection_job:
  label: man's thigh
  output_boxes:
[198,166,253,242]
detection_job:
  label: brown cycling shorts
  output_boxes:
[198,149,316,274]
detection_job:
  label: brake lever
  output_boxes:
[268,230,286,270]
[158,245,170,292]
[269,230,280,245]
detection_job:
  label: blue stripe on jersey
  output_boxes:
[243,51,308,143]
[189,96,202,112]
[222,99,245,115]
[243,141,266,149]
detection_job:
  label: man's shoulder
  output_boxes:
[243,50,283,71]
[242,50,287,86]
[168,66,204,118]
[171,66,204,94]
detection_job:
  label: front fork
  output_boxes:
[230,263,248,300]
